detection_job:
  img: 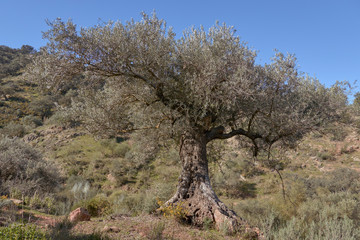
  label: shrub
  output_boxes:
[56,89,78,107]
[157,199,188,222]
[21,115,42,128]
[0,122,26,137]
[267,208,360,240]
[45,109,78,127]
[0,223,47,240]
[109,181,174,216]
[100,139,130,158]
[235,181,360,239]
[73,194,112,217]
[329,127,348,141]
[142,183,174,214]
[212,158,257,198]
[148,221,166,240]
[0,135,61,196]
[0,82,17,101]
[28,95,55,120]
[0,198,17,211]
[70,180,92,202]
[110,191,144,216]
[225,181,257,199]
[110,159,132,186]
[306,168,360,195]
[317,151,335,161]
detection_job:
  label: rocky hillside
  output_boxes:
[2,45,360,239]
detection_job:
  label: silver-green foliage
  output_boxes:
[0,135,61,195]
[25,13,346,149]
[0,122,26,137]
[267,213,360,240]
[236,188,360,239]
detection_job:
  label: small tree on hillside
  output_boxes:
[25,14,346,229]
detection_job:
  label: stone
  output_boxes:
[10,198,23,205]
[213,209,237,233]
[107,173,116,183]
[102,226,110,232]
[23,133,39,143]
[69,207,91,222]
[102,226,121,233]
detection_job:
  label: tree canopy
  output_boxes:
[26,14,345,150]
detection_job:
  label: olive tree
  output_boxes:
[25,14,345,228]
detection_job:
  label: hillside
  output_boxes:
[1,45,360,240]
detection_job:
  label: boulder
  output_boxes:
[10,198,23,205]
[69,208,91,222]
[213,209,237,233]
[102,226,121,233]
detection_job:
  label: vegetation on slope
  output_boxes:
[1,39,360,239]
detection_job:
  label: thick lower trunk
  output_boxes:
[166,131,240,231]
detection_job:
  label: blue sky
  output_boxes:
[1,0,359,96]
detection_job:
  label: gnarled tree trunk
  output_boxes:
[166,131,240,230]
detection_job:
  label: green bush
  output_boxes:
[0,223,47,240]
[100,139,130,158]
[73,194,112,217]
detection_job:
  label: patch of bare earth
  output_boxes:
[70,214,248,240]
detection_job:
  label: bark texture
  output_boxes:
[167,131,240,230]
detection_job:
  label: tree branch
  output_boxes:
[206,126,262,143]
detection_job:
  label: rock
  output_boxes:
[107,173,116,183]
[102,226,110,232]
[102,225,121,233]
[213,209,237,233]
[139,231,147,237]
[69,208,91,222]
[23,133,39,143]
[110,227,120,232]
[10,198,23,205]
[43,126,65,135]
